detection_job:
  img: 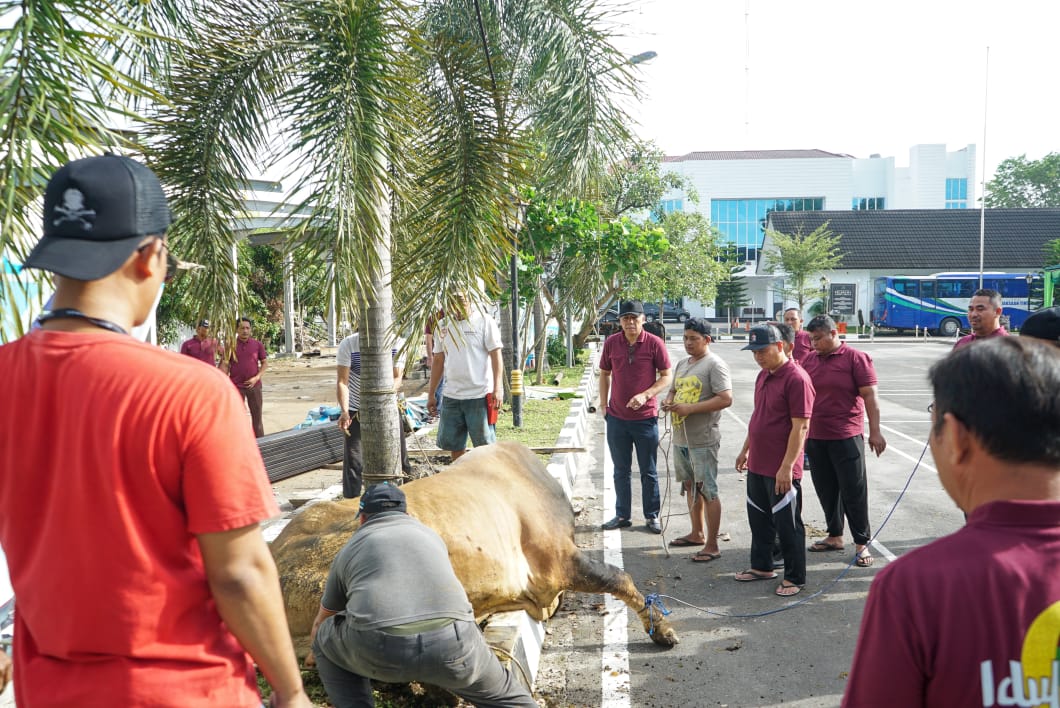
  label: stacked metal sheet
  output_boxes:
[258,423,344,483]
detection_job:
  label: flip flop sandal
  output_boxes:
[668,537,700,547]
[734,569,777,582]
[775,583,804,597]
[856,550,874,567]
[808,540,844,552]
[691,552,722,563]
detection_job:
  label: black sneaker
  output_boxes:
[602,516,632,530]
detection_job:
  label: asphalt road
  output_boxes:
[533,338,960,708]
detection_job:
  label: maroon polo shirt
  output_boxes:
[599,330,671,421]
[802,342,878,440]
[747,359,814,479]
[229,338,267,388]
[180,336,218,365]
[953,326,1008,350]
[792,330,813,365]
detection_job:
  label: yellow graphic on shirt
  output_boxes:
[979,599,1060,707]
[671,374,702,427]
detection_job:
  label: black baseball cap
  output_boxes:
[359,482,407,515]
[742,324,782,351]
[684,317,712,337]
[618,300,644,316]
[1021,307,1060,345]
[198,319,211,328]
[24,154,172,281]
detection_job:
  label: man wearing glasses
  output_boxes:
[599,300,672,534]
[0,155,309,707]
[844,338,1060,707]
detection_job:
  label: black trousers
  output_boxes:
[805,436,871,546]
[343,412,412,499]
[746,473,805,586]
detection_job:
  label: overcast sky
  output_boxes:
[614,0,1058,193]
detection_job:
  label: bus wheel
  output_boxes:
[939,318,961,337]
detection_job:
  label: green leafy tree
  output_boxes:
[764,222,844,310]
[985,153,1060,208]
[714,244,750,327]
[598,138,698,219]
[1044,239,1060,267]
[624,211,725,311]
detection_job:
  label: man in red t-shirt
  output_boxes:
[802,315,886,567]
[598,300,672,534]
[844,338,1060,707]
[180,318,220,366]
[953,288,1008,349]
[227,317,269,437]
[735,324,815,597]
[0,155,309,707]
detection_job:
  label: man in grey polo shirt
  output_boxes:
[307,484,535,708]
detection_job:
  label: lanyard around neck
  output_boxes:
[36,308,129,336]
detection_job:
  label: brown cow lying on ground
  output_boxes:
[271,441,678,655]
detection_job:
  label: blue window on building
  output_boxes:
[852,197,885,210]
[650,198,684,221]
[945,178,968,209]
[710,197,824,261]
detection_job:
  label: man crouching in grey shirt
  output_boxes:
[307,483,536,707]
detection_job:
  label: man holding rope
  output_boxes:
[661,318,733,562]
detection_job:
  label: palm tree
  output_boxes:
[0,1,198,340]
[148,0,641,480]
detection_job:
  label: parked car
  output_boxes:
[643,302,690,322]
[595,309,621,337]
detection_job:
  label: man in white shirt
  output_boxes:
[427,291,504,460]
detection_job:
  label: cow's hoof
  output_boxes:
[650,627,679,647]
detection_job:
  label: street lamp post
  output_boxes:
[510,199,530,428]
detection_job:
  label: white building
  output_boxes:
[657,144,977,318]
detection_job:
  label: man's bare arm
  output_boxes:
[198,525,310,707]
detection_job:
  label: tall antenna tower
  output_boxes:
[744,0,751,146]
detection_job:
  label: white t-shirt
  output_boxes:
[432,312,502,399]
[337,333,406,412]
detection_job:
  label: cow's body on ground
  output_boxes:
[271,441,678,654]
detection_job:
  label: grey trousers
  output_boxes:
[313,618,536,708]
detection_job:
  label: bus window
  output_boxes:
[937,279,974,299]
[894,279,919,296]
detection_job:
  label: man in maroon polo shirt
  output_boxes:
[598,300,672,534]
[783,308,813,365]
[802,315,886,567]
[735,324,814,597]
[227,317,269,438]
[953,288,1007,349]
[180,319,220,366]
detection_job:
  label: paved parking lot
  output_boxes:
[533,338,959,708]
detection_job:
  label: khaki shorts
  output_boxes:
[674,444,720,500]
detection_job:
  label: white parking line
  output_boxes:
[600,443,631,708]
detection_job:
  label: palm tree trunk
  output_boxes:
[360,186,403,487]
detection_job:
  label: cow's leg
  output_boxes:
[567,553,678,647]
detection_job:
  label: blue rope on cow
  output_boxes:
[643,593,672,635]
